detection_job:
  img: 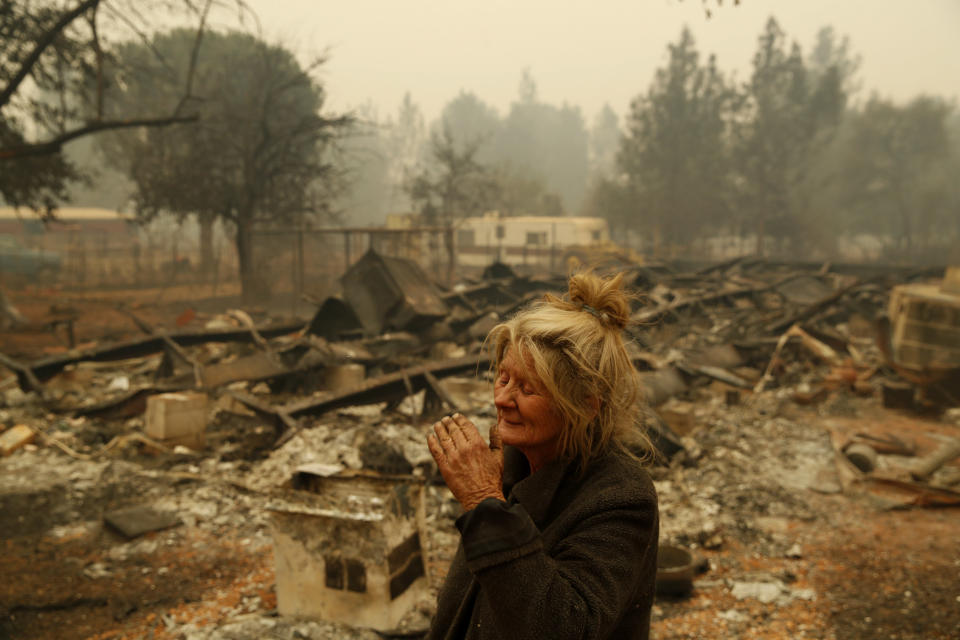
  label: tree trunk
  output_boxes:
[755,214,766,257]
[0,287,27,329]
[235,216,256,303]
[444,226,455,285]
[199,215,215,279]
[894,185,912,255]
[898,207,912,254]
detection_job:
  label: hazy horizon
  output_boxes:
[235,0,960,122]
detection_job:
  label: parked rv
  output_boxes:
[456,213,609,269]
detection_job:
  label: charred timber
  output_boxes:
[22,322,304,388]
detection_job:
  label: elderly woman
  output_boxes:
[426,271,659,640]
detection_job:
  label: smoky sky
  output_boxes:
[225,0,960,121]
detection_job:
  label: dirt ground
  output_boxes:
[1,285,959,640]
[0,282,247,359]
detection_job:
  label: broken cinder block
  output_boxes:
[881,381,914,410]
[323,364,365,392]
[0,424,35,456]
[270,466,428,632]
[145,391,208,450]
[658,400,697,436]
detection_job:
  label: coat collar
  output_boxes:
[502,445,572,527]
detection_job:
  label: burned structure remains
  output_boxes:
[1,251,959,639]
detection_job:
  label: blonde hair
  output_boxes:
[488,270,651,470]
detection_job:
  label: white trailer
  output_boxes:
[455,213,609,269]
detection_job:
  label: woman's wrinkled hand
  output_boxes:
[427,413,505,512]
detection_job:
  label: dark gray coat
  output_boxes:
[427,445,659,640]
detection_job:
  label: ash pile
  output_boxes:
[1,251,958,640]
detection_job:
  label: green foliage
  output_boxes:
[432,91,500,163]
[612,17,865,257]
[617,27,734,250]
[1,1,242,216]
[405,126,498,226]
[337,94,427,225]
[589,104,620,179]
[338,105,393,226]
[492,74,590,212]
[424,73,590,215]
[836,96,956,255]
[1,0,96,134]
[0,118,82,216]
[409,79,576,224]
[105,29,341,219]
[731,17,852,255]
[582,176,633,239]
[489,165,563,217]
[1,0,97,212]
[101,27,351,296]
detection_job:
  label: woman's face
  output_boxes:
[494,346,565,470]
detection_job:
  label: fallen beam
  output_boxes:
[0,351,45,396]
[764,279,867,335]
[22,321,304,387]
[911,438,960,482]
[285,354,491,419]
[230,355,491,432]
[632,282,776,326]
[72,384,187,420]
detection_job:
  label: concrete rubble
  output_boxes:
[1,252,959,639]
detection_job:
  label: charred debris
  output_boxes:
[2,252,959,495]
[1,251,959,636]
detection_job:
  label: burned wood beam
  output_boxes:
[200,352,288,389]
[632,283,775,326]
[694,255,751,277]
[911,438,960,482]
[157,330,204,388]
[866,476,960,509]
[227,309,273,353]
[423,371,461,413]
[0,351,45,396]
[111,305,204,387]
[224,355,491,445]
[764,279,867,335]
[24,321,303,387]
[114,305,156,336]
[686,364,753,389]
[849,432,915,457]
[283,354,490,420]
[72,384,186,420]
[228,391,300,447]
[441,282,520,310]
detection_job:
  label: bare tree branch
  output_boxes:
[100,1,178,78]
[0,115,198,160]
[0,0,102,110]
[173,0,215,117]
[87,4,105,118]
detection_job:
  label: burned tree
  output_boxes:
[101,29,351,300]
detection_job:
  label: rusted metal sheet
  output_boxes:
[306,296,363,340]
[341,249,447,335]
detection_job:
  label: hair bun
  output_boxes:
[568,272,631,330]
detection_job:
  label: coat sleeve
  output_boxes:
[454,491,657,640]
